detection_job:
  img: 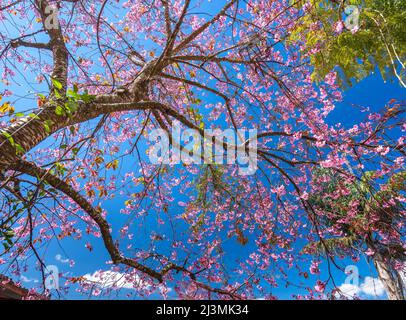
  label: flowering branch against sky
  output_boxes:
[0,0,404,301]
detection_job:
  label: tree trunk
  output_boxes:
[373,251,405,300]
[0,78,150,173]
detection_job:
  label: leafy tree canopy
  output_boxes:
[291,0,406,88]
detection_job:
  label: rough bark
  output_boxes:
[373,251,405,300]
[0,76,151,173]
[0,0,155,173]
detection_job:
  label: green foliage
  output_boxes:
[309,168,367,233]
[51,78,63,90]
[303,235,358,255]
[0,202,24,251]
[306,168,405,253]
[291,0,406,88]
[188,165,245,238]
[51,82,96,117]
[2,132,25,155]
[0,226,14,251]
[192,165,244,209]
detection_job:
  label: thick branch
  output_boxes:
[0,84,150,172]
[10,159,163,280]
[173,0,237,54]
[35,0,69,91]
[10,39,51,50]
[10,160,243,298]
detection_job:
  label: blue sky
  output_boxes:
[1,72,402,300]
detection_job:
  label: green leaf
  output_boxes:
[65,101,78,113]
[55,105,65,116]
[43,120,53,133]
[15,143,25,155]
[2,132,15,147]
[4,230,14,238]
[69,126,75,135]
[54,89,62,98]
[51,78,63,90]
[28,113,39,119]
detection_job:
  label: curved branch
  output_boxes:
[10,160,243,298]
[10,159,163,280]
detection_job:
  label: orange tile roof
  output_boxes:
[0,274,29,300]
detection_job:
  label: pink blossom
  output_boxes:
[310,261,321,275]
[365,248,375,256]
[333,21,344,34]
[314,280,326,293]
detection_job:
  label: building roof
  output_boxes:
[0,274,30,300]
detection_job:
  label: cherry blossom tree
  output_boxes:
[307,168,405,299]
[0,0,404,299]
